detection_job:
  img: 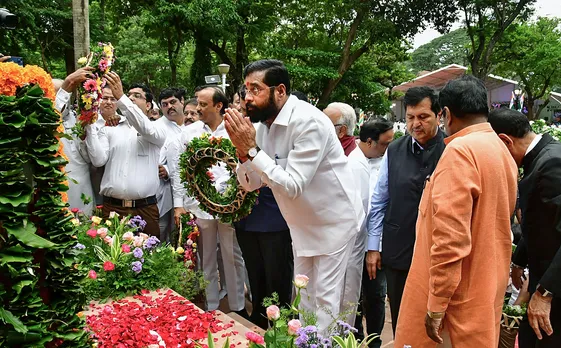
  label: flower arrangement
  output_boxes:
[0,62,56,100]
[179,133,259,223]
[0,66,87,344]
[70,210,205,301]
[177,213,200,270]
[86,290,234,348]
[530,119,561,140]
[72,42,115,138]
[209,274,377,348]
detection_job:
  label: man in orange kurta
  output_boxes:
[394,76,518,348]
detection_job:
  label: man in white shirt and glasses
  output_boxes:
[85,72,167,236]
[225,59,364,333]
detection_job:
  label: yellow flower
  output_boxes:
[77,311,84,318]
[192,243,197,249]
[105,220,112,226]
[176,247,185,254]
[103,45,113,56]
[96,78,103,89]
[77,57,88,65]
[91,216,102,225]
[71,218,80,226]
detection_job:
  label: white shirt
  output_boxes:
[525,134,543,155]
[85,95,167,200]
[156,117,183,216]
[236,95,364,257]
[167,120,230,220]
[348,146,370,251]
[55,89,94,214]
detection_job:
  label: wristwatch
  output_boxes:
[248,146,260,161]
[536,284,554,298]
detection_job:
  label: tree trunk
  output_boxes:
[166,30,177,86]
[536,99,550,121]
[526,98,535,120]
[317,11,367,106]
[72,0,90,71]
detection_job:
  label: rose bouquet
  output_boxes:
[70,210,205,301]
[72,42,115,138]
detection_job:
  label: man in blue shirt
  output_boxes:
[366,86,446,335]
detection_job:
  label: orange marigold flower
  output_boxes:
[22,65,56,101]
[0,62,24,96]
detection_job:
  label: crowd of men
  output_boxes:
[50,59,559,347]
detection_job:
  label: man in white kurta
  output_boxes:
[225,60,363,333]
[53,75,95,215]
[324,102,369,326]
[154,88,185,241]
[167,87,246,314]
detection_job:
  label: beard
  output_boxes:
[246,92,279,123]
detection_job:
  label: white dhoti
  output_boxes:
[197,218,245,311]
[295,234,356,335]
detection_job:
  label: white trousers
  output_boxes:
[295,234,355,335]
[197,218,245,311]
[340,230,366,326]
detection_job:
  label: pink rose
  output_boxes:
[133,236,144,248]
[71,208,79,214]
[97,227,108,238]
[245,332,265,345]
[139,233,149,240]
[266,305,280,321]
[122,232,134,241]
[103,236,113,245]
[294,274,309,289]
[287,319,302,335]
[88,270,97,279]
[86,229,97,238]
[121,244,131,253]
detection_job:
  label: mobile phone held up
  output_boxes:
[6,56,23,66]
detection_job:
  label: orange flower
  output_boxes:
[0,62,24,96]
[22,65,56,101]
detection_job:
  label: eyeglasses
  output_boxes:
[246,85,277,97]
[127,92,146,100]
[101,97,117,103]
[161,99,180,108]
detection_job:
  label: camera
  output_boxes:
[0,8,17,29]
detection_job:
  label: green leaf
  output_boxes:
[4,222,56,248]
[0,307,28,334]
[13,280,35,295]
[207,330,215,348]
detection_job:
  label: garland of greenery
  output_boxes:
[179,133,258,223]
[0,63,88,345]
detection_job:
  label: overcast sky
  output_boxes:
[412,0,561,49]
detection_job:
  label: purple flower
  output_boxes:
[143,236,160,249]
[73,243,86,250]
[133,247,143,259]
[131,261,142,273]
[128,215,147,231]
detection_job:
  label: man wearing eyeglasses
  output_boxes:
[225,59,364,334]
[85,72,167,237]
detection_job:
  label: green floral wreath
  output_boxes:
[179,133,258,223]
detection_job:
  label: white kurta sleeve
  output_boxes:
[84,124,110,167]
